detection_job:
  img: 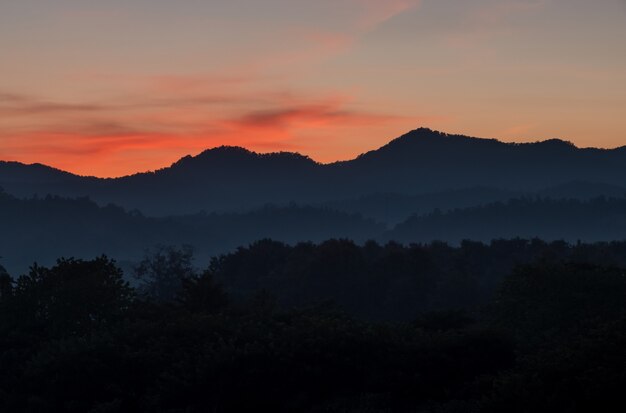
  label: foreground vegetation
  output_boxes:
[211,238,626,320]
[1,241,625,412]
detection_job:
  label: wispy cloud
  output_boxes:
[251,0,421,70]
[0,0,429,177]
[0,86,422,176]
[349,0,421,31]
[231,102,401,130]
[0,93,104,116]
[442,0,546,50]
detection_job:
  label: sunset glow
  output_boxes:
[1,0,625,177]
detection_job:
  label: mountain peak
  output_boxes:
[387,128,501,148]
[195,146,315,163]
[394,128,450,142]
[0,160,83,182]
[199,145,253,157]
[166,145,317,173]
[531,138,576,149]
[353,128,500,163]
[385,129,581,153]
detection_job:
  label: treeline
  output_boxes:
[1,245,625,412]
[387,196,626,243]
[322,187,518,225]
[210,238,626,320]
[6,188,626,275]
[0,190,381,274]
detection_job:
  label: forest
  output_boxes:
[3,130,626,411]
[1,240,625,412]
[3,0,626,408]
[5,187,626,275]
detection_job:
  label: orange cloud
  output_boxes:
[230,102,400,130]
[0,93,104,116]
[0,88,418,177]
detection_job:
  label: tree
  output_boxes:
[0,262,12,301]
[177,270,228,313]
[134,245,196,302]
[11,256,133,336]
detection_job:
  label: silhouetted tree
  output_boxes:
[1,250,626,411]
[8,257,132,336]
[0,263,11,301]
[177,270,228,313]
[134,245,195,301]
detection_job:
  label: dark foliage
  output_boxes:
[209,238,626,320]
[0,244,625,412]
[134,245,196,302]
[3,257,133,337]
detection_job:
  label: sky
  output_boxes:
[0,0,625,177]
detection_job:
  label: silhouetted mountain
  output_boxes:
[385,196,626,244]
[322,187,521,225]
[0,161,95,197]
[3,128,626,215]
[537,181,626,199]
[0,191,382,275]
[7,187,626,275]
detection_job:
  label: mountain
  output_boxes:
[537,181,626,199]
[3,128,626,215]
[322,187,521,225]
[6,187,626,275]
[384,196,626,244]
[0,191,383,275]
[0,161,95,196]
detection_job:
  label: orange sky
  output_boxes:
[1,0,625,177]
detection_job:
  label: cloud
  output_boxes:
[231,102,401,130]
[442,0,546,50]
[0,93,104,116]
[0,0,428,177]
[0,93,24,102]
[84,72,262,94]
[250,0,421,70]
[0,88,258,119]
[0,86,420,176]
[148,74,257,93]
[349,0,421,31]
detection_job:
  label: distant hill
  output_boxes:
[385,197,626,244]
[3,128,626,215]
[322,187,520,225]
[0,191,382,275]
[5,188,626,275]
[537,181,626,199]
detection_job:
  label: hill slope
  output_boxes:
[385,197,626,243]
[3,128,626,215]
[0,192,382,275]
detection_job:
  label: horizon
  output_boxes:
[1,0,625,177]
[4,127,626,178]
[4,2,626,409]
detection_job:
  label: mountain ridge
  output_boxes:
[5,127,625,179]
[3,127,626,215]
